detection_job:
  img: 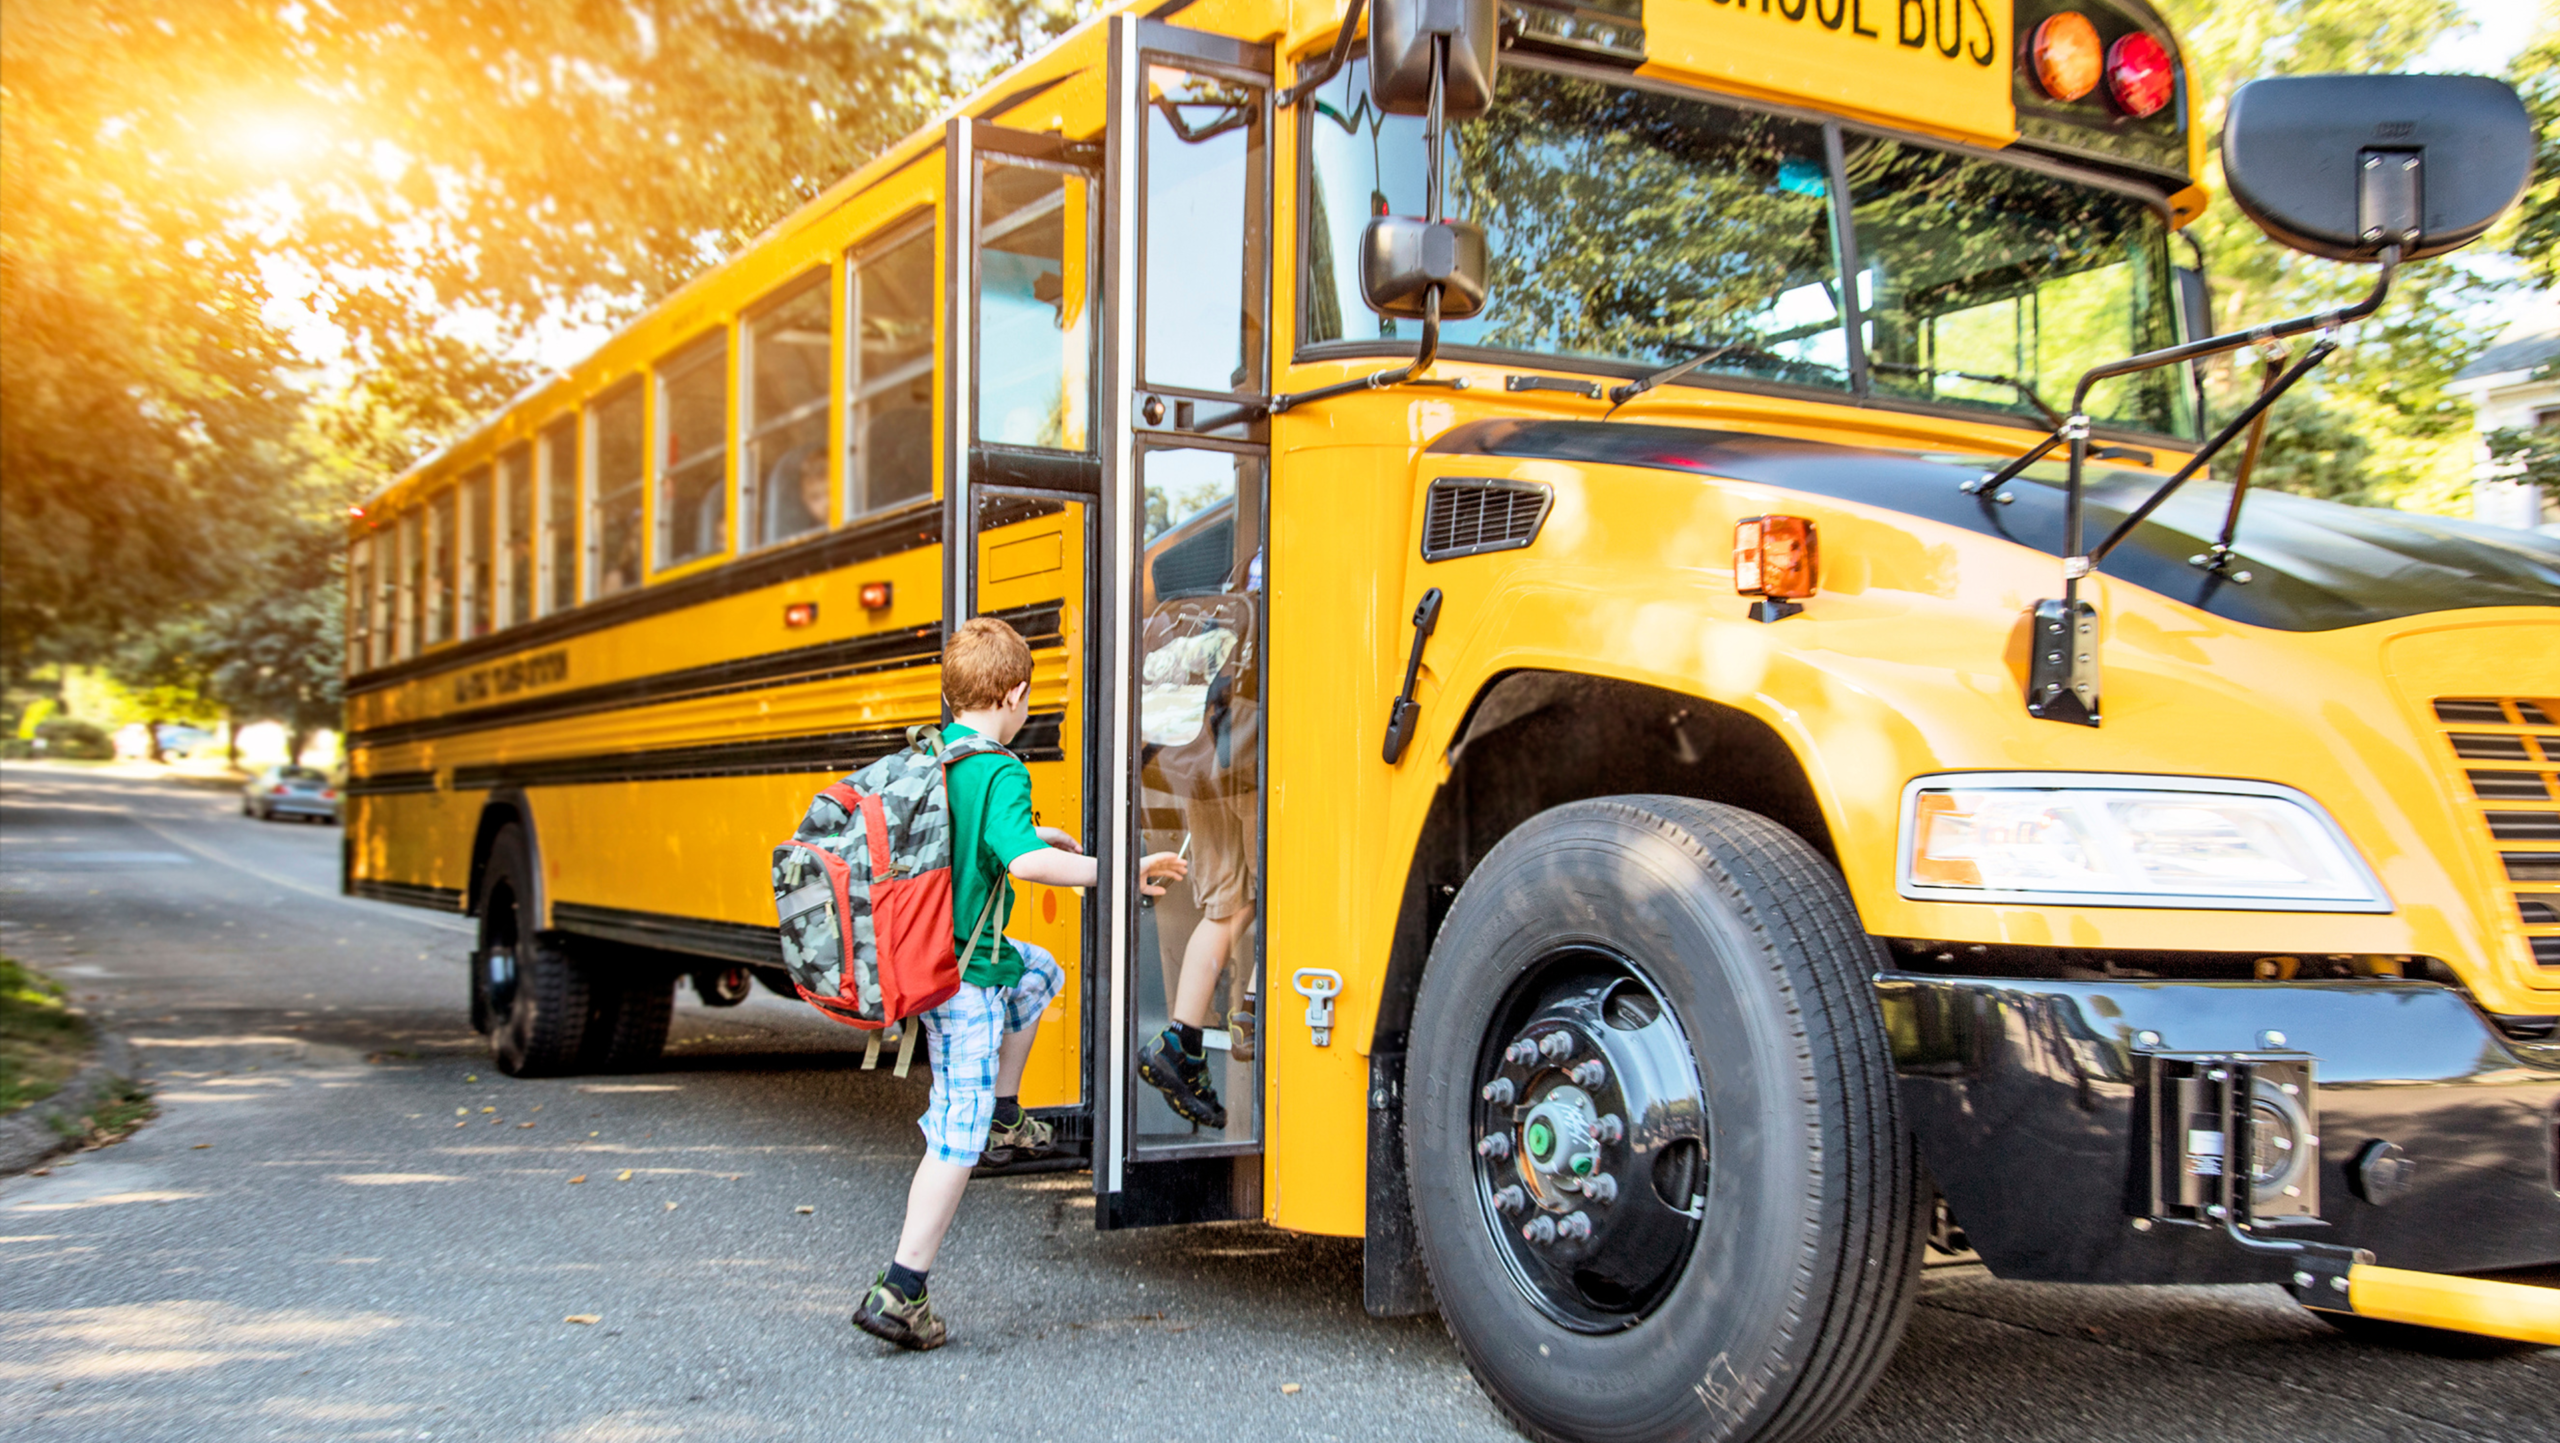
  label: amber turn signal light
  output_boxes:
[1734,515,1817,599]
[2032,13,2103,103]
[859,581,893,610]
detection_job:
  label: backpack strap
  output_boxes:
[896,882,1006,1080]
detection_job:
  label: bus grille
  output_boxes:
[1422,478,1553,561]
[2434,697,2560,969]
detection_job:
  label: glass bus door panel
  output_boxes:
[1129,444,1265,1155]
[943,119,1106,1118]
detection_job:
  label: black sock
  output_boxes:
[1175,1023,1204,1057]
[992,1095,1023,1129]
[885,1261,929,1301]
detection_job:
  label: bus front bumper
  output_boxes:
[1878,975,2560,1325]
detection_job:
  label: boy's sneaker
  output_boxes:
[981,1107,1056,1166]
[1137,1026,1227,1129]
[852,1274,948,1351]
[1228,998,1257,1063]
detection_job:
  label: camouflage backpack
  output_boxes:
[770,726,1012,1075]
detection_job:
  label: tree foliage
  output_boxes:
[2151,0,2515,511]
[2513,6,2560,290]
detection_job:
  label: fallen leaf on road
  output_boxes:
[481,1107,496,1114]
[663,1201,678,1211]
[455,1108,468,1116]
[588,1131,599,1138]
[530,1104,542,1112]
[454,1121,467,1129]
[568,1176,587,1184]
[518,1122,535,1129]
[795,1206,814,1214]
[1282,1383,1301,1395]
[191,1144,211,1150]
[616,1169,633,1182]
[564,1314,600,1325]
[465,1074,478,1083]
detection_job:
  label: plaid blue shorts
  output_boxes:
[915,939,1063,1166]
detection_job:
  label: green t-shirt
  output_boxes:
[942,722,1047,988]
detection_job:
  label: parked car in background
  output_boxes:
[243,766,339,823]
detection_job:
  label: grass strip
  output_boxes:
[2,955,91,1114]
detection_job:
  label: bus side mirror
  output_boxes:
[1369,0,1498,119]
[1361,215,1489,319]
[2221,74,2532,262]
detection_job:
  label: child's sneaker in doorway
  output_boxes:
[1137,1026,1227,1129]
[1227,998,1257,1063]
[981,1104,1056,1166]
[852,1275,948,1351]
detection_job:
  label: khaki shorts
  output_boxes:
[1181,786,1259,921]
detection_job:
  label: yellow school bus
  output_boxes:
[346,0,2559,1435]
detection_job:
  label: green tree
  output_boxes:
[2153,0,2504,510]
[2,0,973,680]
[2512,5,2560,289]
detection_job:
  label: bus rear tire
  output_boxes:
[582,963,673,1073]
[1406,796,1922,1443]
[481,825,590,1078]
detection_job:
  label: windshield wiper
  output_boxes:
[1869,360,2064,427]
[1603,340,1765,416]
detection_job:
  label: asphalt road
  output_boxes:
[2,762,2554,1443]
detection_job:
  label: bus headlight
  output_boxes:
[1897,773,2390,912]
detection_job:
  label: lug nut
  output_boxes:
[1567,1150,1599,1178]
[1594,1113,1625,1143]
[1556,1212,1592,1242]
[1521,1215,1558,1244]
[1568,1059,1607,1089]
[1505,1039,1540,1066]
[1481,1078,1515,1105]
[1578,1173,1617,1204]
[1538,1031,1575,1060]
[1491,1185,1526,1214]
[1477,1133,1511,1159]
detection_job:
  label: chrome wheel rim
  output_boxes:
[1472,950,1707,1331]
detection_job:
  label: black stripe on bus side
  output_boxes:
[448,710,1068,790]
[342,770,439,796]
[348,878,464,912]
[345,502,945,698]
[552,903,782,965]
[346,599,1066,750]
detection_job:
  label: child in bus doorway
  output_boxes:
[852,615,1187,1351]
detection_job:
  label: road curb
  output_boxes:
[0,1031,141,1175]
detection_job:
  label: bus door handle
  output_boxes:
[1381,588,1444,764]
[1292,968,1344,1047]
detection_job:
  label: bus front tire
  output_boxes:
[480,825,590,1077]
[1406,796,1922,1443]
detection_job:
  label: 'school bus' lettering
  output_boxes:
[1713,0,1996,65]
[451,648,568,706]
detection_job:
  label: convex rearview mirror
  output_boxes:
[1368,0,1497,119]
[1358,0,1497,326]
[2222,74,2533,262]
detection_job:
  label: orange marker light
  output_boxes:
[2106,32,2174,118]
[1733,516,1817,599]
[785,601,819,628]
[2032,13,2103,103]
[859,581,893,610]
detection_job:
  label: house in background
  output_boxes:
[2447,290,2560,534]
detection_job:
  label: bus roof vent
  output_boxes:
[1423,478,1553,561]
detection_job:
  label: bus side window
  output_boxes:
[497,443,532,628]
[347,537,372,672]
[459,466,493,639]
[397,509,423,660]
[656,334,730,569]
[538,417,579,613]
[744,272,832,547]
[427,488,457,647]
[590,385,645,599]
[849,220,934,514]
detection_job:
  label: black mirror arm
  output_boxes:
[2196,343,2291,573]
[1274,0,1370,112]
[2051,244,2397,602]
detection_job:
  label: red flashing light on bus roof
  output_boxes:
[2031,13,2102,104]
[2107,33,2175,118]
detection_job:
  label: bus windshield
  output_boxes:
[1301,61,2194,438]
